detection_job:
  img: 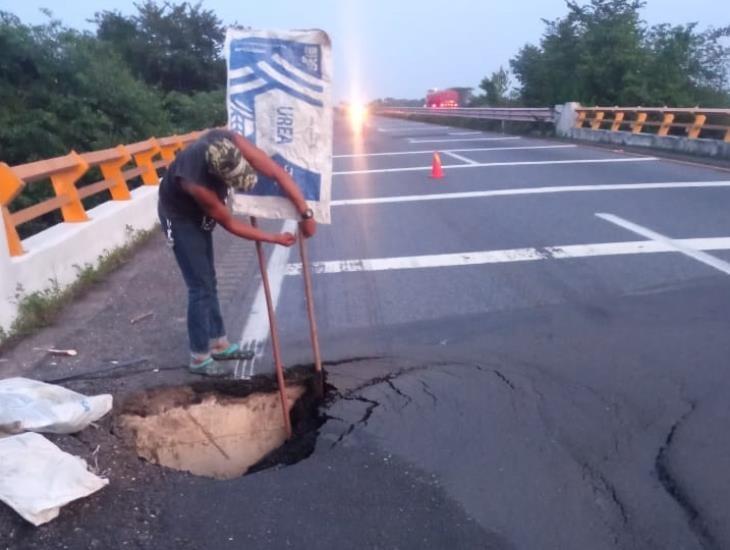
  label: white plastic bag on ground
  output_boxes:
[0,377,112,434]
[0,432,109,526]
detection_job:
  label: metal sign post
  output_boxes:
[250,216,292,439]
[298,230,324,395]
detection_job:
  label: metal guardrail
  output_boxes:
[377,106,555,123]
[575,107,730,142]
[1,131,202,257]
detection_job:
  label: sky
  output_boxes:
[1,0,727,101]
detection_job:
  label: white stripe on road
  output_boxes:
[236,219,298,378]
[330,181,730,207]
[409,136,522,144]
[285,237,730,276]
[333,157,657,176]
[332,144,577,159]
[449,131,483,136]
[378,127,447,132]
[597,213,730,276]
[442,151,478,165]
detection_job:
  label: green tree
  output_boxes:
[95,1,226,93]
[474,67,512,106]
[0,12,169,166]
[506,0,730,107]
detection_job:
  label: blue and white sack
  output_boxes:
[225,29,332,223]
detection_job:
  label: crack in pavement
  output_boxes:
[330,395,380,448]
[386,379,413,409]
[655,402,718,550]
[419,380,438,406]
[493,369,516,390]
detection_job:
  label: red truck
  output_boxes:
[426,88,459,108]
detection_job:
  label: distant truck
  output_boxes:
[426,88,459,108]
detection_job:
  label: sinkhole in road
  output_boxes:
[116,369,326,480]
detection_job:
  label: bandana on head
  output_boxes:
[205,138,257,191]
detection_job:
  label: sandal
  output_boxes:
[211,343,254,361]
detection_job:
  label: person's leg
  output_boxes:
[203,230,227,344]
[201,230,255,362]
[167,218,215,364]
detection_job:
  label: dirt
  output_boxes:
[118,384,306,479]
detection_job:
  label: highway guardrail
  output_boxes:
[575,107,730,142]
[1,131,201,257]
[376,106,555,123]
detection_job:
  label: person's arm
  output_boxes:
[181,180,296,246]
[229,133,317,238]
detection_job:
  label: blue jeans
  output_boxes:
[159,207,225,354]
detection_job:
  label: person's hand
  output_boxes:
[274,232,297,247]
[299,218,317,238]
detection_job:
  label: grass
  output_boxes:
[0,225,156,349]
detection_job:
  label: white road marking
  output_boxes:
[330,181,730,207]
[378,127,447,132]
[332,144,577,159]
[236,219,298,378]
[449,131,483,136]
[409,136,522,144]
[596,213,730,276]
[285,237,730,276]
[442,151,478,165]
[333,157,657,176]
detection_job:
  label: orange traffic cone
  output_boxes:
[430,152,444,179]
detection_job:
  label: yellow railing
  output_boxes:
[575,107,730,142]
[1,131,202,257]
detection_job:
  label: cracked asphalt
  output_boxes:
[3,115,730,549]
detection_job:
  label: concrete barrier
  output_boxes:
[565,126,730,159]
[0,186,159,334]
[556,103,730,160]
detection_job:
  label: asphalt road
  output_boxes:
[240,115,730,549]
[4,116,730,550]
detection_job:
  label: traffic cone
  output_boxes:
[430,152,444,179]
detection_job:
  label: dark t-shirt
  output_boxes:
[158,129,235,224]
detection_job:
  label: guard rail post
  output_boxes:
[0,163,25,256]
[98,146,134,201]
[130,139,162,185]
[50,152,90,223]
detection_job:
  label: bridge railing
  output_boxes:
[575,107,730,142]
[376,106,555,123]
[1,131,201,257]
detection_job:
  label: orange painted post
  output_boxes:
[99,146,133,201]
[658,113,675,137]
[590,111,605,130]
[724,127,730,143]
[50,152,90,222]
[159,139,183,163]
[575,110,587,128]
[1,206,22,257]
[610,112,625,132]
[132,139,162,185]
[688,114,706,139]
[0,163,27,256]
[632,112,647,134]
